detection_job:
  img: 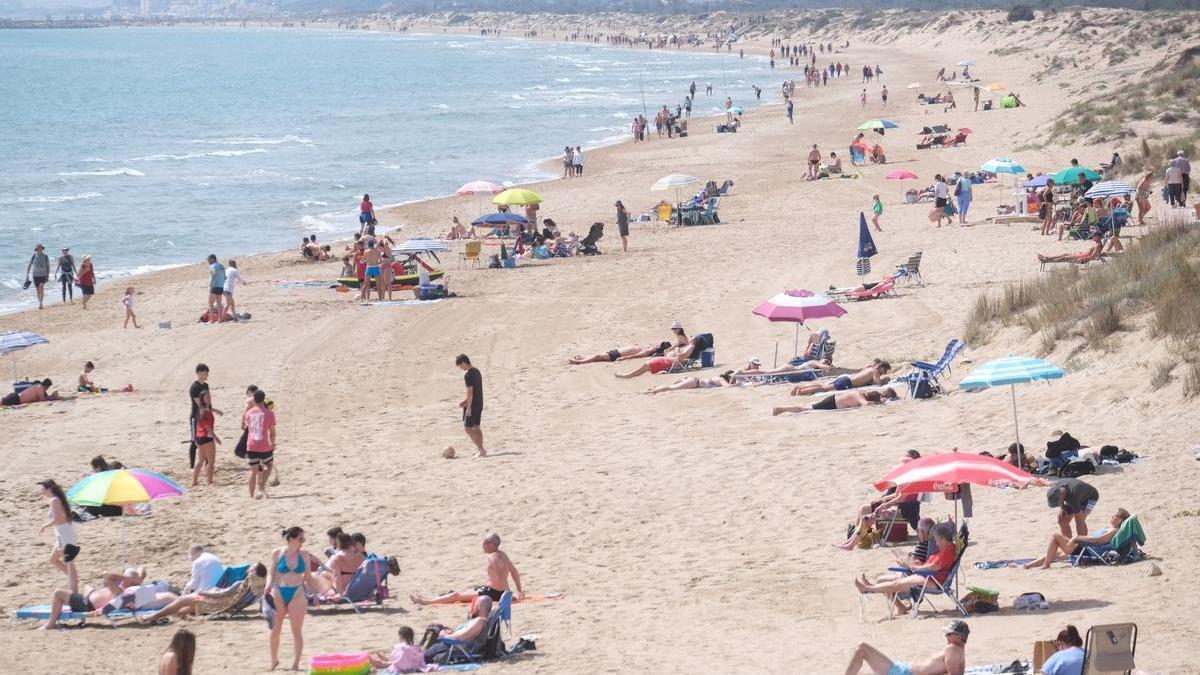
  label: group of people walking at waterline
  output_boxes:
[23,244,94,310]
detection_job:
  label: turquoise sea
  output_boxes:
[0,27,771,310]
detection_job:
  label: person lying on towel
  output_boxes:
[1037,233,1103,265]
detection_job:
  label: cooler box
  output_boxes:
[502,258,518,269]
[700,348,715,368]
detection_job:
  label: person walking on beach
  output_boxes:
[223,259,243,320]
[456,354,485,458]
[860,88,867,108]
[881,85,888,107]
[1171,150,1190,203]
[54,247,76,305]
[871,195,884,232]
[188,363,221,476]
[359,194,376,236]
[613,199,631,252]
[244,389,275,499]
[40,479,80,593]
[266,527,313,672]
[159,629,196,675]
[1136,171,1154,225]
[206,254,225,321]
[955,175,973,224]
[933,175,951,227]
[76,255,95,309]
[574,145,584,177]
[24,243,50,310]
[786,99,794,124]
[122,287,140,328]
[1165,160,1183,206]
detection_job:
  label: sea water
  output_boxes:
[0,28,771,311]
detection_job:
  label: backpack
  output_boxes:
[1058,458,1095,478]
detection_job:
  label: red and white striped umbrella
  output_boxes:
[456,180,503,196]
[752,288,847,324]
[874,451,1037,495]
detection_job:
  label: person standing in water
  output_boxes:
[456,354,485,458]
[54,247,76,304]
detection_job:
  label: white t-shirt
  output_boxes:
[1165,165,1183,185]
[574,149,584,166]
[935,181,949,199]
[223,267,241,293]
[186,551,224,593]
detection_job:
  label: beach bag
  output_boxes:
[234,429,248,459]
[910,371,938,399]
[1058,458,1095,478]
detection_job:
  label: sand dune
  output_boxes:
[1,9,1198,674]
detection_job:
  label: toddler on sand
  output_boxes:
[123,287,140,329]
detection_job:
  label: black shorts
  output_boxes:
[935,197,948,208]
[607,349,622,361]
[812,395,837,411]
[475,585,504,602]
[63,544,81,563]
[67,592,94,613]
[79,285,94,295]
[2,392,19,406]
[247,451,273,466]
[33,275,48,287]
[195,436,214,446]
[464,409,482,428]
[209,287,223,296]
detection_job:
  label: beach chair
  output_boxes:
[891,537,969,620]
[911,338,966,382]
[337,556,395,612]
[790,330,834,366]
[1073,515,1146,566]
[656,203,673,223]
[436,593,509,665]
[699,197,721,224]
[896,251,924,286]
[459,241,482,269]
[1082,623,1137,675]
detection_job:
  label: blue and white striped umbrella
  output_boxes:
[980,157,1026,175]
[960,355,1065,467]
[1083,180,1135,200]
[1,330,49,381]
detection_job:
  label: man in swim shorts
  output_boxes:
[1047,477,1099,538]
[206,254,225,320]
[774,388,896,415]
[1037,233,1103,266]
[568,342,672,365]
[843,620,967,674]
[360,244,383,302]
[410,532,524,605]
[457,354,485,458]
[40,567,146,629]
[2,379,58,407]
[615,355,680,378]
[789,359,891,396]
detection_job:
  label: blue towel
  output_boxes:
[973,559,1034,570]
[16,604,156,621]
[438,665,481,672]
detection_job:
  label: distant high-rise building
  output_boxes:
[139,0,149,15]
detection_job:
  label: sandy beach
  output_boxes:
[2,9,1199,674]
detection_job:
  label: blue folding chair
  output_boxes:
[911,338,966,381]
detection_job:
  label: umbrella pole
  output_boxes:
[794,323,800,357]
[773,341,779,368]
[1010,384,1023,469]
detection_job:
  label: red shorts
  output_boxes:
[649,357,673,374]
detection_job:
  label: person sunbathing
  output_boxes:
[773,388,896,415]
[855,523,957,616]
[410,532,524,605]
[2,379,62,407]
[844,619,968,675]
[421,596,493,664]
[645,371,735,394]
[789,360,891,396]
[1037,233,1103,265]
[41,566,146,629]
[569,341,672,365]
[733,358,833,383]
[139,564,268,622]
[837,454,922,549]
[1023,508,1130,570]
[1003,443,1039,473]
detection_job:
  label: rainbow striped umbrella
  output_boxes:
[67,469,185,506]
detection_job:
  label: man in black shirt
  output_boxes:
[456,354,485,458]
[1048,478,1099,538]
[188,363,216,468]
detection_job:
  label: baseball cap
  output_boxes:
[944,620,970,641]
[1046,484,1064,508]
[749,356,762,365]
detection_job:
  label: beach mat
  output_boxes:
[439,665,481,672]
[443,592,564,605]
[272,280,337,287]
[973,559,1034,570]
[16,604,154,622]
[359,299,444,307]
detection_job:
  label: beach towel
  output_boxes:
[965,662,1031,674]
[973,559,1034,570]
[360,299,444,307]
[16,604,157,622]
[272,280,336,288]
[442,592,563,605]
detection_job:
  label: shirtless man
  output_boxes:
[410,532,524,605]
[1037,232,1103,265]
[789,360,891,396]
[1,379,59,407]
[844,620,967,675]
[774,388,896,415]
[360,243,383,302]
[40,567,146,629]
[569,341,672,365]
[733,357,833,380]
[807,144,822,180]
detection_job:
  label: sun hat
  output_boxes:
[670,320,683,330]
[749,356,762,365]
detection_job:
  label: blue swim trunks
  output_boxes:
[832,374,853,390]
[887,662,912,675]
[365,265,381,278]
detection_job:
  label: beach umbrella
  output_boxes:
[886,170,919,200]
[957,127,974,134]
[857,119,899,131]
[1051,166,1102,185]
[856,212,877,282]
[874,451,1037,496]
[906,83,921,89]
[67,468,185,563]
[1024,174,1050,189]
[472,212,528,226]
[492,188,542,206]
[731,105,744,114]
[752,289,846,356]
[1084,180,1135,200]
[957,60,976,66]
[0,330,48,381]
[457,180,504,214]
[959,356,1066,468]
[652,174,702,220]
[980,157,1025,174]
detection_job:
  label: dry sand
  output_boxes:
[1,10,1198,674]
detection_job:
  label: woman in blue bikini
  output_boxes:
[267,526,313,671]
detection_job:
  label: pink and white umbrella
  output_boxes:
[456,180,503,196]
[752,289,846,357]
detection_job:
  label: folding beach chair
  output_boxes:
[1082,623,1137,674]
[790,329,834,366]
[1072,514,1146,566]
[699,197,721,224]
[436,593,509,665]
[337,556,395,613]
[895,251,924,286]
[889,536,970,619]
[911,338,966,382]
[459,241,482,269]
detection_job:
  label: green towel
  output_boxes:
[1111,514,1146,550]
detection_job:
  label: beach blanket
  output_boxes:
[973,559,1034,570]
[442,592,564,605]
[16,604,156,622]
[273,280,336,287]
[439,665,481,672]
[965,662,1030,674]
[360,299,444,307]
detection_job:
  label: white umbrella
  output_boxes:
[652,174,702,224]
[906,82,921,89]
[957,60,975,66]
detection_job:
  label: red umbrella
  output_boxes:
[875,451,1036,496]
[958,127,973,134]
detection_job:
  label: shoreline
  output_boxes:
[0,23,769,317]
